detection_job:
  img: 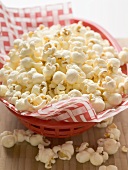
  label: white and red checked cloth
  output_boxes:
[0,1,128,123]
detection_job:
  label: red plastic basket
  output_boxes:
[2,19,125,138]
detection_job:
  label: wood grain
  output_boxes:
[0,39,128,170]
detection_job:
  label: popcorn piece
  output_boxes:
[104,101,113,110]
[24,95,47,112]
[68,89,82,97]
[53,141,74,160]
[102,76,116,92]
[43,63,56,81]
[82,64,93,74]
[90,147,109,166]
[118,47,128,65]
[0,131,12,140]
[103,92,122,106]
[104,123,121,141]
[97,138,120,155]
[81,79,98,93]
[25,134,50,146]
[76,142,94,163]
[121,145,128,153]
[20,57,33,69]
[66,69,79,84]
[32,73,44,84]
[96,147,109,162]
[36,144,57,169]
[92,44,103,55]
[52,71,66,84]
[13,129,26,142]
[72,51,87,64]
[95,117,113,128]
[15,98,29,111]
[90,152,103,166]
[0,85,8,97]
[99,165,118,170]
[90,96,105,113]
[107,58,120,73]
[1,135,17,148]
[76,150,91,163]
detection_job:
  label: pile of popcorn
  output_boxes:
[1,123,127,169]
[0,21,128,113]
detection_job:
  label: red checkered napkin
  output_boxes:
[0,1,128,123]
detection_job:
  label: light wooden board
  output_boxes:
[0,39,128,170]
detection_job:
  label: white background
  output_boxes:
[1,0,128,38]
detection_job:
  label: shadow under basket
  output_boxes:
[5,18,127,138]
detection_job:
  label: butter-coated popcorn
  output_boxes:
[0,21,128,113]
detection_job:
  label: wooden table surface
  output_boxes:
[0,39,128,170]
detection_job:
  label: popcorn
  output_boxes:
[103,92,122,106]
[53,141,74,160]
[92,44,103,55]
[107,58,120,73]
[90,147,108,166]
[82,64,93,74]
[72,51,87,64]
[68,89,82,97]
[52,71,66,84]
[32,73,44,84]
[1,135,17,148]
[99,165,118,170]
[104,123,121,141]
[66,69,79,84]
[20,57,34,69]
[43,63,56,81]
[0,85,8,97]
[95,117,113,128]
[25,134,50,146]
[118,47,128,65]
[0,21,128,114]
[0,129,50,149]
[90,96,105,113]
[121,145,128,153]
[36,144,57,169]
[97,138,120,155]
[81,79,98,93]
[76,142,95,163]
[102,76,116,92]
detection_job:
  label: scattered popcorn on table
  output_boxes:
[1,21,128,113]
[0,129,50,148]
[97,138,120,155]
[76,142,95,163]
[104,123,121,141]
[35,144,57,169]
[0,123,123,169]
[99,165,118,170]
[121,145,128,153]
[53,141,74,160]
[90,147,109,166]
